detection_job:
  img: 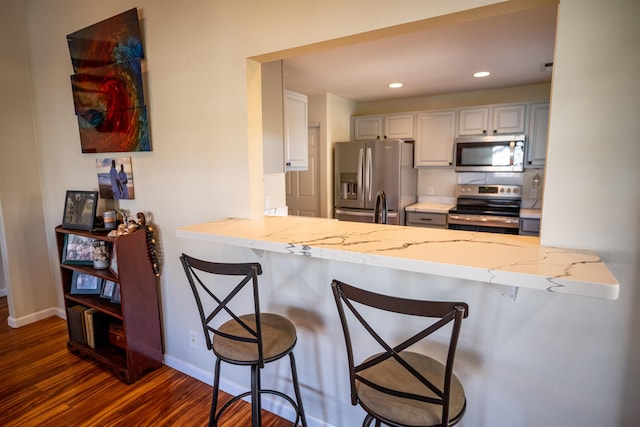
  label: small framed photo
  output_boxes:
[70,271,103,295]
[109,246,118,276]
[62,234,94,265]
[111,283,121,304]
[62,190,98,230]
[101,280,116,299]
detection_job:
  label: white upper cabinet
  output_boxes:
[458,107,489,136]
[354,115,383,140]
[414,110,457,167]
[492,104,526,134]
[526,102,550,167]
[284,90,308,171]
[458,103,526,135]
[383,114,414,139]
[354,113,414,140]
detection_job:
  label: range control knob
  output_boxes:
[513,188,519,193]
[499,188,504,193]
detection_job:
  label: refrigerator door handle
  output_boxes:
[357,148,364,201]
[366,147,373,201]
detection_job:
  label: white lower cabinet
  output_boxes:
[414,110,457,167]
[406,211,448,229]
[520,218,541,236]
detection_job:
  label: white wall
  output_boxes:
[0,0,58,323]
[1,0,638,426]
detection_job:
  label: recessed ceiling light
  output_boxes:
[473,71,491,78]
[388,82,403,88]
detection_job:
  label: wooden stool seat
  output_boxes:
[214,313,297,364]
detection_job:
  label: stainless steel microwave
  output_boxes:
[454,134,526,172]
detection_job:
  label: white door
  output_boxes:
[286,123,320,217]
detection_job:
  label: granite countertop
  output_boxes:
[177,216,619,300]
[520,208,542,219]
[405,203,455,214]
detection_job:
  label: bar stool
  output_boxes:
[181,254,307,427]
[331,279,468,427]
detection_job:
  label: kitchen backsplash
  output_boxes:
[417,167,544,207]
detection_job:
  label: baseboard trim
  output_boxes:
[8,306,61,328]
[163,355,331,427]
[0,289,7,297]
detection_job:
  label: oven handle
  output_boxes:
[448,213,520,228]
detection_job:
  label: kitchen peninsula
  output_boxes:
[177,216,619,300]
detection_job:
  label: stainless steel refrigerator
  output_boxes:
[334,139,417,225]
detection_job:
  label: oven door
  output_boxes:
[448,213,520,234]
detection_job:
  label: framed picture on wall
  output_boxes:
[62,190,98,230]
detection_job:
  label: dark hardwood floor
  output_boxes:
[0,296,294,426]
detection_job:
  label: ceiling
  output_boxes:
[282,4,557,103]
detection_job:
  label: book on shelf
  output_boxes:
[68,305,110,349]
[84,308,98,348]
[67,305,87,344]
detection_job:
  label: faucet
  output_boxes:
[374,190,388,224]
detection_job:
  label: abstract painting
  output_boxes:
[70,59,145,116]
[67,8,150,153]
[67,8,144,75]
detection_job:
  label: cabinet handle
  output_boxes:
[482,130,487,134]
[420,218,433,221]
[286,162,291,166]
[493,129,497,134]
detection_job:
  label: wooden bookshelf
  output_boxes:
[55,226,163,384]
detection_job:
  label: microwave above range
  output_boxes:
[454,134,526,172]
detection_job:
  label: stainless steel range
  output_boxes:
[448,184,521,234]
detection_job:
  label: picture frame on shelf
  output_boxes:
[109,246,118,276]
[101,280,116,299]
[62,234,94,265]
[62,190,98,230]
[70,271,103,295]
[111,283,121,304]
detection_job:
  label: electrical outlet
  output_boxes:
[530,188,538,199]
[265,196,271,209]
[189,330,198,349]
[427,186,434,195]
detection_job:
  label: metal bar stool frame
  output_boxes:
[181,254,307,427]
[331,279,468,427]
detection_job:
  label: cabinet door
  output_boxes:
[383,114,414,139]
[406,211,447,228]
[284,90,308,171]
[527,102,549,167]
[354,115,382,140]
[492,104,526,134]
[458,107,489,135]
[415,110,457,167]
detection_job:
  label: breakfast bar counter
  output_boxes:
[177,216,619,300]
